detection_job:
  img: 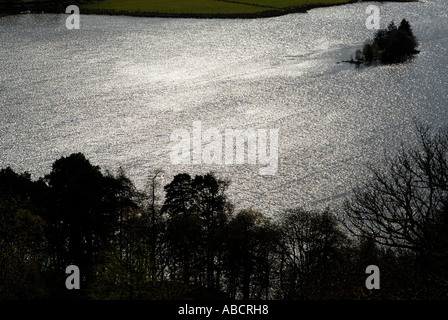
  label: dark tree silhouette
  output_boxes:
[191,174,231,291]
[387,21,397,32]
[224,210,280,299]
[162,173,195,217]
[344,125,448,298]
[162,172,232,298]
[43,153,138,295]
[344,125,448,253]
[278,209,349,299]
[398,19,415,39]
[0,168,48,299]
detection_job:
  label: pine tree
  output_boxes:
[398,18,415,39]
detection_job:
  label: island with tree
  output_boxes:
[348,19,419,65]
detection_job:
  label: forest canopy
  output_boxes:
[1,125,448,300]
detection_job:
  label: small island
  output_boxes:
[347,19,419,65]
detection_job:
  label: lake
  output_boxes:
[1,0,447,215]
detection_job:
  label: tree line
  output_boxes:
[0,1,91,14]
[1,124,448,300]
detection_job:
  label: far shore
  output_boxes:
[79,1,359,19]
[1,0,418,20]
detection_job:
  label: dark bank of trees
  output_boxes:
[2,125,448,300]
[344,125,448,298]
[350,19,419,65]
[0,1,91,14]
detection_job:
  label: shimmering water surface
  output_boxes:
[1,1,447,214]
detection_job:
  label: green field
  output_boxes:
[81,0,352,15]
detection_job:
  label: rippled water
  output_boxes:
[1,0,447,214]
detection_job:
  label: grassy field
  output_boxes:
[80,0,352,16]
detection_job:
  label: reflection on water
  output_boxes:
[1,0,447,214]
